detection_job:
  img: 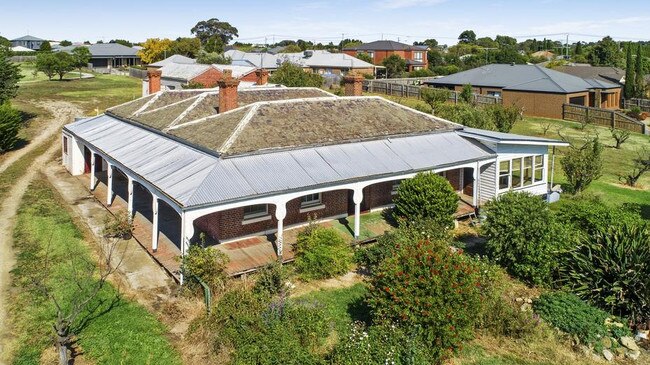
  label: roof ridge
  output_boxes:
[137,94,201,116]
[533,65,569,93]
[218,104,261,153]
[166,92,216,130]
[167,104,253,130]
[132,92,164,116]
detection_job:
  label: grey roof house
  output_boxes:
[57,43,141,69]
[423,64,622,119]
[10,35,46,50]
[61,73,567,278]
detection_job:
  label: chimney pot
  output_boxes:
[255,68,269,85]
[343,72,364,97]
[147,69,162,95]
[217,69,240,113]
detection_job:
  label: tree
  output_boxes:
[59,40,72,47]
[0,36,10,48]
[196,50,231,64]
[35,52,58,80]
[0,103,22,153]
[420,87,450,108]
[169,37,201,58]
[339,38,362,50]
[280,44,302,53]
[71,47,91,77]
[355,52,373,64]
[561,138,603,193]
[191,18,238,50]
[393,172,458,229]
[634,42,646,98]
[460,83,473,103]
[137,38,172,64]
[381,54,406,78]
[39,40,52,51]
[0,50,21,103]
[589,36,621,67]
[269,61,323,87]
[620,147,650,187]
[53,52,75,80]
[624,43,635,99]
[574,41,583,56]
[109,39,132,47]
[458,30,477,44]
[610,127,630,149]
[495,35,517,47]
[476,37,498,49]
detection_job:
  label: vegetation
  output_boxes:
[561,137,603,193]
[169,37,201,58]
[269,61,323,87]
[293,225,353,280]
[610,127,630,149]
[381,54,406,78]
[482,192,571,286]
[355,52,373,64]
[625,43,635,99]
[459,83,473,103]
[253,261,290,297]
[138,38,173,63]
[181,242,230,294]
[0,49,21,103]
[534,292,631,348]
[420,87,450,109]
[101,210,133,239]
[10,180,180,365]
[0,103,22,153]
[35,52,76,80]
[196,50,231,64]
[71,46,92,76]
[393,172,458,228]
[434,102,521,132]
[560,224,650,325]
[620,147,650,187]
[191,18,239,54]
[634,42,646,97]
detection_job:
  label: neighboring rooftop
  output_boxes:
[343,40,424,51]
[57,43,139,57]
[149,54,197,67]
[224,49,375,70]
[157,63,214,81]
[10,35,45,41]
[551,65,649,85]
[423,64,620,93]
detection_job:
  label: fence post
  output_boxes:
[611,111,616,129]
[388,83,392,96]
[454,92,458,104]
[585,107,589,124]
[562,104,565,120]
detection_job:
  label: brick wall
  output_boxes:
[362,181,396,211]
[502,90,589,119]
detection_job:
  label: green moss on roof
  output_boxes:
[145,90,205,111]
[238,88,332,104]
[168,106,253,151]
[107,94,156,118]
[133,97,199,130]
[173,93,220,126]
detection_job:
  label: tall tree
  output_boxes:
[0,36,10,48]
[39,41,52,52]
[169,37,201,58]
[634,42,646,98]
[35,52,58,80]
[624,43,636,99]
[458,30,476,44]
[589,36,621,66]
[0,50,22,103]
[269,61,323,87]
[137,38,172,64]
[71,47,91,77]
[574,41,583,55]
[339,38,362,50]
[52,52,75,80]
[382,54,407,78]
[59,40,72,47]
[109,39,133,47]
[191,18,238,51]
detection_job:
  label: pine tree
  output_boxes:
[624,43,635,99]
[634,42,645,98]
[575,41,583,55]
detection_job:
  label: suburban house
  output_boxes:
[57,43,142,69]
[10,35,46,50]
[554,64,650,90]
[61,70,567,278]
[343,40,428,72]
[225,49,376,75]
[142,56,264,95]
[423,64,622,119]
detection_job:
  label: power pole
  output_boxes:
[565,33,569,59]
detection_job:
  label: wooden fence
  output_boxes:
[562,104,647,134]
[623,98,650,112]
[363,80,502,106]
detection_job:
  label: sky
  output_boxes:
[1,0,649,45]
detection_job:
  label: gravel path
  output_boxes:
[0,101,82,363]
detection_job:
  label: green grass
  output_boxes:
[330,211,394,241]
[9,179,181,365]
[296,283,368,334]
[0,135,55,201]
[512,117,650,208]
[18,63,85,83]
[15,62,141,115]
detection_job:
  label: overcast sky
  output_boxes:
[2,0,649,45]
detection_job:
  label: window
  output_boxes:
[300,193,321,208]
[523,156,533,186]
[534,155,544,182]
[569,96,585,106]
[414,52,423,61]
[63,136,68,155]
[413,66,423,70]
[367,51,374,59]
[511,158,522,188]
[498,160,510,190]
[243,204,268,219]
[391,180,401,195]
[487,91,502,98]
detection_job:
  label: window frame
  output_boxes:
[63,136,68,155]
[243,204,269,220]
[300,193,322,208]
[498,160,511,190]
[533,155,544,183]
[413,51,423,61]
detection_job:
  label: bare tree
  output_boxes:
[610,128,631,149]
[30,237,126,365]
[620,147,650,187]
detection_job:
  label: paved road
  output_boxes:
[0,101,82,363]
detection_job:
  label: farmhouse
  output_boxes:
[61,70,567,277]
[423,64,622,119]
[343,40,428,72]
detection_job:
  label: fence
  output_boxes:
[623,98,650,112]
[562,104,647,134]
[363,80,502,106]
[129,67,148,79]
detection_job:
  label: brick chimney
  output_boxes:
[147,69,162,95]
[217,69,240,113]
[344,72,364,96]
[255,68,269,85]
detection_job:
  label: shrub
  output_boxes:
[366,239,488,362]
[551,195,642,237]
[484,103,522,132]
[181,243,229,293]
[626,106,642,120]
[0,103,22,153]
[561,138,603,194]
[102,210,133,239]
[534,292,631,348]
[253,261,290,296]
[329,321,432,365]
[270,61,323,87]
[393,172,458,229]
[293,226,353,280]
[208,288,328,364]
[482,192,572,286]
[460,83,473,103]
[434,103,497,130]
[559,224,650,325]
[420,87,450,108]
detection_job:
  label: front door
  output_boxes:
[83,147,91,173]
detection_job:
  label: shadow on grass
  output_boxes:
[347,296,372,326]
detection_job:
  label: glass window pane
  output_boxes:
[535,155,543,167]
[244,204,267,218]
[523,157,533,186]
[512,158,521,187]
[499,160,510,173]
[534,167,543,182]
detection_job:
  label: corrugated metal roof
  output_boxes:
[459,127,570,146]
[65,115,497,209]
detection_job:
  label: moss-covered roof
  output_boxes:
[107,94,156,119]
[132,97,200,130]
[168,106,254,151]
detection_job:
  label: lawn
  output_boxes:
[512,117,650,209]
[18,62,86,83]
[8,179,181,365]
[330,211,395,241]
